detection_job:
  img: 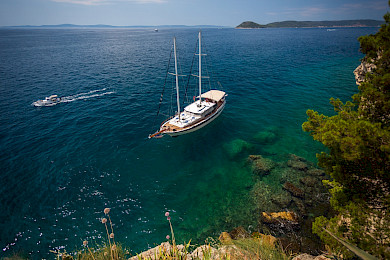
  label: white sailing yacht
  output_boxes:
[149,31,226,138]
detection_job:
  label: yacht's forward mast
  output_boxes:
[173,37,180,120]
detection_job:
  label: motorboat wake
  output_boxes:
[32,88,115,107]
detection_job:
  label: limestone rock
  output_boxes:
[248,155,276,176]
[354,61,376,86]
[261,211,299,224]
[292,254,331,260]
[129,242,174,260]
[229,226,250,239]
[292,253,317,260]
[190,245,219,259]
[283,182,304,198]
[216,245,240,259]
[259,233,277,247]
[219,232,233,244]
[224,139,252,158]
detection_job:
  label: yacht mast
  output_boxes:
[173,37,180,120]
[198,31,202,105]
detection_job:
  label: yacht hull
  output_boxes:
[162,100,225,137]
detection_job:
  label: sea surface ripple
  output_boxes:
[0,27,378,258]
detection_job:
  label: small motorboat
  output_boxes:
[32,95,61,107]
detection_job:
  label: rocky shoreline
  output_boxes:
[248,151,331,255]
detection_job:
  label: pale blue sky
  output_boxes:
[0,0,388,27]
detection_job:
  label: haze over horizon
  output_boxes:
[0,0,389,27]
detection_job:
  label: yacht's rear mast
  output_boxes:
[198,31,202,106]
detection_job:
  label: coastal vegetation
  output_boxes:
[236,19,383,29]
[302,3,390,259]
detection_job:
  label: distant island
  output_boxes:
[236,19,383,29]
[235,21,266,29]
[2,24,228,29]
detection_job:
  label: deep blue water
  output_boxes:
[0,27,378,258]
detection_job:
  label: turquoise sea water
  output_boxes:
[0,27,378,258]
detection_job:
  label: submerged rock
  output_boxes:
[248,155,276,176]
[300,176,318,187]
[292,197,307,216]
[271,191,292,208]
[289,154,307,162]
[307,168,325,177]
[287,159,308,171]
[283,182,305,198]
[251,181,278,212]
[253,130,277,144]
[224,139,252,158]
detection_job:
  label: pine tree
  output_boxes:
[302,2,390,258]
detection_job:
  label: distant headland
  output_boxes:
[236,19,383,29]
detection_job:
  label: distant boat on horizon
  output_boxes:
[149,31,226,138]
[154,28,158,32]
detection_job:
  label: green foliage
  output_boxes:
[323,229,379,260]
[303,3,390,259]
[312,216,353,258]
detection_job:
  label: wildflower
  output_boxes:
[167,216,171,221]
[111,245,117,251]
[166,235,170,240]
[83,240,88,246]
[165,212,169,217]
[102,218,107,224]
[110,233,114,239]
[104,208,110,215]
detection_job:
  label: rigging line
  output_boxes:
[153,44,174,127]
[181,36,199,108]
[203,42,212,90]
[203,41,223,91]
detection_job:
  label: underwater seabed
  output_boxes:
[153,124,332,255]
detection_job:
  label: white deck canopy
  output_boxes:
[201,90,226,102]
